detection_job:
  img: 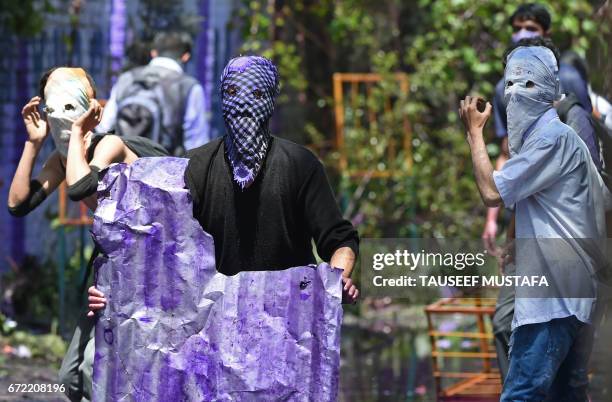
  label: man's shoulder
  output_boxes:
[96,133,124,148]
[529,119,586,157]
[184,138,224,194]
[271,136,320,166]
[181,72,200,86]
[113,68,139,87]
[186,138,224,160]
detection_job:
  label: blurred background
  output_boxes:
[0,0,610,400]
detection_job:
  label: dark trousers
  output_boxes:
[493,264,515,383]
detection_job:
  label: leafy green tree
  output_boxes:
[0,0,54,37]
[235,0,605,238]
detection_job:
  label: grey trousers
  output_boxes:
[58,311,96,402]
[492,263,515,383]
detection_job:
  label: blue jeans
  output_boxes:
[501,316,593,402]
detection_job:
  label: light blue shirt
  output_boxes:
[97,57,210,151]
[493,110,607,329]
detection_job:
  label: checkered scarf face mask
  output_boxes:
[221,56,280,189]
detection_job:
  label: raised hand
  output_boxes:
[72,99,103,136]
[459,95,492,140]
[21,96,48,145]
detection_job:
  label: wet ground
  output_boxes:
[3,299,611,401]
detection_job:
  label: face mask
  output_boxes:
[44,68,90,157]
[511,28,541,44]
[220,56,280,189]
[503,46,559,156]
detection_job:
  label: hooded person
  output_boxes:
[484,4,593,271]
[7,66,168,402]
[503,45,560,157]
[183,55,359,301]
[460,44,607,401]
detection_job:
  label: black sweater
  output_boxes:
[185,136,359,275]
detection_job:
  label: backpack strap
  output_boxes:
[116,65,175,101]
[556,93,582,123]
[115,64,199,155]
[115,67,146,101]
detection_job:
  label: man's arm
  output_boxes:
[65,100,105,188]
[330,246,358,303]
[8,149,64,216]
[300,158,360,303]
[182,83,209,151]
[482,137,509,249]
[300,160,360,265]
[459,96,502,207]
[330,246,356,278]
[8,96,64,215]
[482,82,509,248]
[65,100,128,203]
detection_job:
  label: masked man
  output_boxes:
[188,55,360,296]
[83,56,357,400]
[89,55,359,315]
[7,67,167,402]
[460,43,607,400]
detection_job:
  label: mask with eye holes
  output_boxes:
[221,56,280,189]
[43,68,91,157]
[503,46,559,156]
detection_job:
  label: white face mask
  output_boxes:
[503,46,559,156]
[44,70,90,157]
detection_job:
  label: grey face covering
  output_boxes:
[503,46,559,156]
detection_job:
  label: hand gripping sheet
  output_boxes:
[91,157,343,401]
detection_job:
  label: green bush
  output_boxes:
[235,0,605,238]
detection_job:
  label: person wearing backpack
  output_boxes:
[97,31,209,155]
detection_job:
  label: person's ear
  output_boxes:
[544,29,551,37]
[150,49,158,58]
[181,52,191,63]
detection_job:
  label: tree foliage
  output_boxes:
[233,1,604,237]
[0,0,54,37]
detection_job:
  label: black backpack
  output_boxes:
[556,94,612,191]
[115,65,198,156]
